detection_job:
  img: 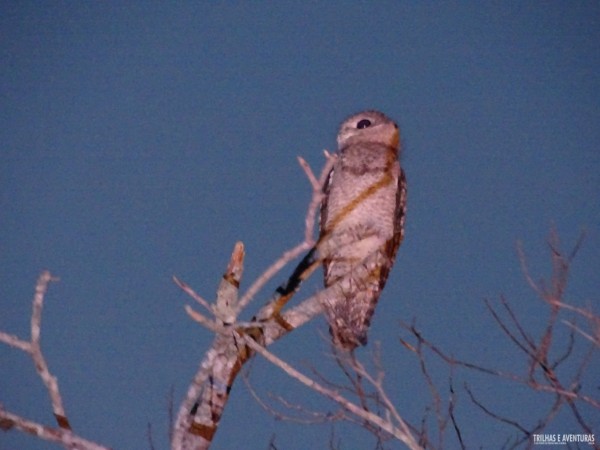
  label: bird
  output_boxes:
[318,110,406,350]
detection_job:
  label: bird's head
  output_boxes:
[337,110,399,150]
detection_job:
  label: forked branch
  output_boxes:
[171,154,336,450]
[0,271,109,449]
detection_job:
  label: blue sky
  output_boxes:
[1,3,599,449]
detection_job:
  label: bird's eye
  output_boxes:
[356,119,371,129]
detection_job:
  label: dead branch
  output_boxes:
[242,334,422,450]
[399,231,599,446]
[236,152,336,311]
[447,377,465,450]
[0,407,109,450]
[400,322,455,450]
[464,384,533,439]
[242,368,345,425]
[171,154,336,450]
[0,271,109,449]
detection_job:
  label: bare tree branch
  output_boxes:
[399,231,599,447]
[0,407,109,450]
[171,155,335,450]
[5,153,596,450]
[0,270,109,449]
[242,334,422,450]
[447,377,465,450]
[242,366,345,425]
[237,152,336,311]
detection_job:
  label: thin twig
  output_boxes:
[298,152,336,244]
[242,367,344,425]
[562,320,599,347]
[464,384,530,435]
[448,376,465,450]
[237,241,312,311]
[0,330,30,352]
[243,335,422,450]
[173,276,213,315]
[237,154,335,311]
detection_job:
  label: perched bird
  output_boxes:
[319,110,406,350]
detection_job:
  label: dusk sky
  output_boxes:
[1,3,599,449]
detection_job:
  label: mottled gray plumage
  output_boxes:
[319,110,406,349]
